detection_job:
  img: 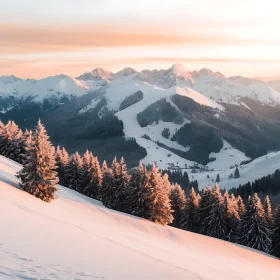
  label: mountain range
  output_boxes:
[1,63,280,190]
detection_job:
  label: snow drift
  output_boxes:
[0,156,279,279]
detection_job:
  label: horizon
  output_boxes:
[1,0,280,79]
[1,63,280,82]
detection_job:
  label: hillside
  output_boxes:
[0,156,280,279]
[192,151,280,190]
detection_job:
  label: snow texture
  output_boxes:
[0,156,280,279]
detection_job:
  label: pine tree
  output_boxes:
[236,195,245,218]
[20,130,33,165]
[236,193,272,253]
[55,146,69,186]
[223,191,240,241]
[123,161,148,216]
[263,195,273,226]
[65,152,84,193]
[272,206,280,258]
[82,151,102,199]
[17,120,58,202]
[234,167,240,178]
[205,185,229,240]
[8,128,25,163]
[230,193,238,212]
[169,183,186,228]
[0,121,22,161]
[197,187,213,235]
[99,160,114,208]
[145,164,173,225]
[216,173,220,183]
[181,187,199,232]
[112,157,130,211]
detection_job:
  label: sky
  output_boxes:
[1,0,280,79]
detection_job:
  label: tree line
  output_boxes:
[229,169,280,200]
[0,120,279,258]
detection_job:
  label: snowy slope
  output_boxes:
[192,151,280,190]
[0,156,280,280]
[0,74,88,103]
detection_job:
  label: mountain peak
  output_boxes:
[168,63,192,79]
[196,68,225,78]
[115,67,138,76]
[76,67,112,81]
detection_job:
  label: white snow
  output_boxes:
[1,156,280,280]
[176,86,225,111]
[0,74,88,102]
[192,151,280,190]
[207,140,250,171]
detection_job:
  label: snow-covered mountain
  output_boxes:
[1,156,279,279]
[1,63,280,176]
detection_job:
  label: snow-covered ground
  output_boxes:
[192,151,280,190]
[0,156,279,280]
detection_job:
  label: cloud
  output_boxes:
[0,22,266,55]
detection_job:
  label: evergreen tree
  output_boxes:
[272,206,280,258]
[223,191,240,241]
[205,185,229,240]
[263,195,273,226]
[234,167,240,178]
[112,157,130,211]
[65,152,84,192]
[17,120,58,202]
[197,187,213,235]
[169,183,186,228]
[146,164,173,225]
[236,195,245,218]
[181,187,199,232]
[230,193,238,212]
[236,193,272,253]
[82,151,102,199]
[20,130,33,165]
[99,160,114,208]
[216,173,220,183]
[123,161,148,216]
[0,121,22,161]
[55,146,69,186]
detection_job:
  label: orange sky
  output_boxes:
[1,0,280,79]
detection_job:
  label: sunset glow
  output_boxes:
[1,0,280,78]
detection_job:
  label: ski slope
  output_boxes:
[193,151,280,190]
[0,156,279,280]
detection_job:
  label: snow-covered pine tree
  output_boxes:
[20,130,33,165]
[122,161,148,216]
[197,187,213,235]
[169,183,186,228]
[204,184,229,240]
[0,121,21,161]
[272,206,280,258]
[236,193,272,253]
[55,146,69,186]
[230,193,238,212]
[223,191,240,241]
[17,120,58,202]
[236,195,245,218]
[181,187,199,232]
[8,128,25,163]
[99,160,114,208]
[65,152,84,193]
[263,195,273,226]
[112,157,130,211]
[146,164,173,225]
[82,151,102,199]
